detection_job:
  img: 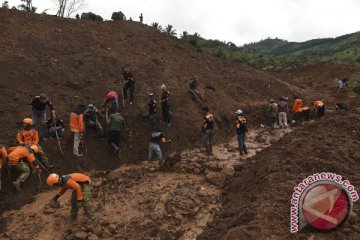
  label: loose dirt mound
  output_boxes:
[199,111,360,240]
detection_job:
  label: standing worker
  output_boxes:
[160,84,171,126]
[146,93,157,128]
[122,67,135,105]
[139,13,143,23]
[30,94,54,139]
[47,173,93,221]
[201,106,214,155]
[0,144,8,191]
[17,118,52,168]
[7,145,40,191]
[277,97,289,128]
[312,100,325,118]
[107,111,125,155]
[70,104,86,157]
[268,99,277,130]
[293,95,304,124]
[235,110,248,156]
[338,78,348,89]
[104,91,120,115]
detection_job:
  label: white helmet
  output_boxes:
[235,109,243,115]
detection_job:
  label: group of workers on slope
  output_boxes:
[0,70,348,221]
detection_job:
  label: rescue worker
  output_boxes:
[235,110,248,156]
[0,144,8,191]
[45,112,65,139]
[139,13,143,23]
[47,173,93,220]
[292,95,304,123]
[148,132,167,164]
[277,97,289,128]
[201,106,214,155]
[160,84,171,126]
[189,75,204,101]
[7,145,40,191]
[312,100,325,118]
[104,91,120,115]
[17,118,52,168]
[84,104,104,136]
[268,99,277,130]
[146,93,157,128]
[107,111,125,154]
[70,104,86,157]
[122,66,135,104]
[30,93,54,139]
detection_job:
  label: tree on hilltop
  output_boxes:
[151,22,162,31]
[1,1,9,8]
[18,0,36,12]
[163,24,176,37]
[53,0,85,18]
[81,12,103,21]
[111,11,125,21]
[180,31,188,39]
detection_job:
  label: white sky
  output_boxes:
[6,0,360,46]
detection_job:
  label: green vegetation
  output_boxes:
[163,24,176,37]
[243,33,360,65]
[81,12,103,21]
[111,11,125,21]
[181,33,283,68]
[151,22,162,31]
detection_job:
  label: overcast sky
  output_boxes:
[6,0,360,45]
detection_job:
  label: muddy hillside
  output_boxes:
[1,7,360,240]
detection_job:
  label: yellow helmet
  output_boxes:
[47,173,60,186]
[30,145,39,153]
[23,118,33,125]
[161,84,166,90]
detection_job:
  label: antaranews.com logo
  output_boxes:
[290,172,359,233]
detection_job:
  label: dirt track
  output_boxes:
[1,8,360,240]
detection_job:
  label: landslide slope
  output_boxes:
[0,8,299,229]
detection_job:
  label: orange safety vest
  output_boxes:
[57,173,91,201]
[0,145,8,168]
[17,129,39,145]
[293,99,304,113]
[70,113,84,133]
[7,146,36,165]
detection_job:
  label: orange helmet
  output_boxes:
[23,118,33,125]
[47,173,60,186]
[30,145,39,153]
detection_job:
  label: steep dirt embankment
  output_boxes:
[199,111,360,240]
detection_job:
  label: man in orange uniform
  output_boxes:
[0,144,8,190]
[293,96,305,123]
[70,104,86,157]
[47,173,93,220]
[312,100,325,118]
[201,106,214,155]
[17,118,52,168]
[7,145,40,191]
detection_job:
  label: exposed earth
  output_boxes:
[1,8,360,240]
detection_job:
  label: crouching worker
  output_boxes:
[7,145,40,191]
[312,100,325,118]
[47,173,93,220]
